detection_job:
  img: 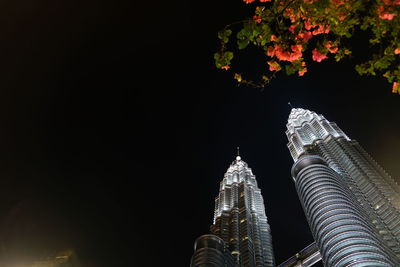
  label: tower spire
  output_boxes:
[236,147,241,161]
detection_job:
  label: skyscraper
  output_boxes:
[191,155,275,267]
[287,108,400,266]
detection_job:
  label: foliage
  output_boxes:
[214,0,400,94]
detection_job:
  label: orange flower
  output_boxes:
[270,34,278,41]
[268,61,281,71]
[392,82,399,93]
[267,45,275,57]
[221,65,230,70]
[298,62,307,76]
[312,24,330,35]
[243,0,256,3]
[291,44,302,54]
[325,41,338,53]
[395,48,400,54]
[273,44,303,62]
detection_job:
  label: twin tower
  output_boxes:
[190,108,400,267]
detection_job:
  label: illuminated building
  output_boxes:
[191,155,275,267]
[287,108,400,266]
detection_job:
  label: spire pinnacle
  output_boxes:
[236,147,241,161]
[288,102,293,109]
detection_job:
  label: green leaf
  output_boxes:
[238,39,250,50]
[214,52,234,69]
[214,52,222,61]
[285,64,297,75]
[225,51,234,60]
[237,29,250,41]
[218,29,232,44]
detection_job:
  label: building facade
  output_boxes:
[287,108,400,266]
[191,156,275,267]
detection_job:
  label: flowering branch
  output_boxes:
[214,0,400,94]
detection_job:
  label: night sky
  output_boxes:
[0,1,399,267]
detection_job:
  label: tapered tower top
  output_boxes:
[226,153,249,174]
[287,108,325,129]
[286,108,350,160]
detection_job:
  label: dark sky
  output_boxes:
[0,1,399,266]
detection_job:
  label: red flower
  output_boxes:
[243,0,256,3]
[267,44,302,62]
[296,31,313,43]
[253,15,262,23]
[380,12,396,20]
[288,24,297,33]
[312,49,328,62]
[383,0,400,5]
[274,44,302,62]
[275,48,288,61]
[304,20,314,30]
[291,44,302,54]
[270,34,278,41]
[260,0,271,2]
[298,68,307,76]
[312,24,330,35]
[283,8,299,23]
[378,6,397,20]
[221,65,230,70]
[332,0,344,5]
[395,48,400,54]
[338,14,347,21]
